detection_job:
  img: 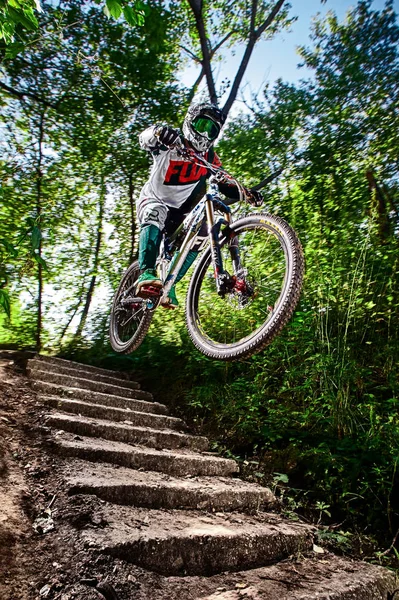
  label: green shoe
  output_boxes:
[136,269,162,294]
[161,285,179,309]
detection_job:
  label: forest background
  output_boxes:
[1,0,398,565]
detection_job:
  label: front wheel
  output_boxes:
[185,213,304,361]
[109,261,153,354]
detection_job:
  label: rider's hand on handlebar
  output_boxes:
[156,126,180,148]
[245,188,264,207]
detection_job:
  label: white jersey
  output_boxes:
[138,126,221,209]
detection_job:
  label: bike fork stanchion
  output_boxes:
[205,196,225,295]
[225,212,242,276]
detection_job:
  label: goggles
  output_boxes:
[191,116,220,140]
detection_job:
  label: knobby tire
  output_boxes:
[109,260,153,354]
[185,213,304,361]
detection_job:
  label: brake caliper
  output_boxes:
[233,276,255,307]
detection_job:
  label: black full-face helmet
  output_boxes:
[183,102,227,152]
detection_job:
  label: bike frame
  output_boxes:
[158,179,243,303]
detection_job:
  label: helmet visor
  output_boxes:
[191,116,220,140]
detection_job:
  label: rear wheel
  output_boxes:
[185,213,304,361]
[109,261,153,354]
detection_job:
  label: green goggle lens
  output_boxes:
[192,116,220,140]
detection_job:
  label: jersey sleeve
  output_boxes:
[213,152,222,168]
[210,151,241,201]
[139,125,162,153]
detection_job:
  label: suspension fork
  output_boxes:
[225,211,243,276]
[205,196,225,293]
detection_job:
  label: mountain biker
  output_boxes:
[136,102,263,308]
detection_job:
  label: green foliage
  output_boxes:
[103,0,147,25]
[0,0,148,60]
[0,0,39,45]
[0,0,183,345]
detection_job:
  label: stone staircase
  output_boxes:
[28,355,396,598]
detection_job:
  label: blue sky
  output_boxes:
[180,0,398,110]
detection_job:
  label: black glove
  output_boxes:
[157,126,180,148]
[245,188,264,207]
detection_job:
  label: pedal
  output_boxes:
[137,284,163,298]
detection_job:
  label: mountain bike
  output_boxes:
[109,143,304,361]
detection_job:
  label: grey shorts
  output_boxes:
[136,196,208,252]
[136,197,168,230]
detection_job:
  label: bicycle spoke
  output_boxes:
[195,225,287,346]
[110,263,154,351]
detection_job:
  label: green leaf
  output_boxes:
[136,12,145,26]
[273,472,289,484]
[32,253,49,271]
[105,0,123,19]
[123,6,138,26]
[135,0,147,17]
[8,6,38,31]
[0,22,16,44]
[4,41,25,59]
[0,239,18,257]
[31,225,42,250]
[0,289,11,318]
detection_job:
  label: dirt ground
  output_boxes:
[1,352,395,600]
[0,352,157,600]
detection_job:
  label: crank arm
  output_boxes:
[119,296,145,307]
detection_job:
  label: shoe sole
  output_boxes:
[161,303,177,310]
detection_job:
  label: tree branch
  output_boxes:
[35,111,46,351]
[179,45,202,64]
[250,0,258,35]
[184,31,235,106]
[189,0,202,18]
[252,167,283,191]
[59,292,84,342]
[0,80,59,110]
[187,0,218,105]
[222,0,286,116]
[210,30,236,58]
[187,67,205,105]
[255,0,286,38]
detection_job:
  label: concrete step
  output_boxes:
[41,396,186,431]
[29,368,153,401]
[65,460,276,512]
[28,358,141,391]
[32,380,168,414]
[46,413,209,452]
[35,354,132,380]
[80,504,314,576]
[190,556,395,600]
[53,435,239,477]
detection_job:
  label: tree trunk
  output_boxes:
[366,170,391,242]
[73,176,106,341]
[223,0,286,115]
[35,112,45,351]
[128,172,136,264]
[187,0,218,105]
[187,0,286,115]
[58,291,85,344]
